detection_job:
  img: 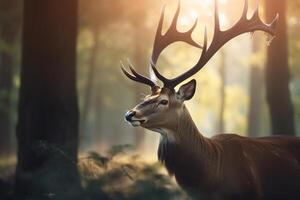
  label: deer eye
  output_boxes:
[159,100,168,105]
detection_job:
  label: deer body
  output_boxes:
[120,0,300,199]
[157,105,300,199]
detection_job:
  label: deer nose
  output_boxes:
[125,110,136,122]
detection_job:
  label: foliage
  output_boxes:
[79,145,187,200]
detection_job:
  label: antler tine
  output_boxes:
[151,5,166,64]
[150,1,202,86]
[164,0,279,88]
[242,0,249,20]
[120,62,156,88]
[128,62,156,87]
[150,61,169,84]
[214,0,220,33]
[252,1,259,20]
[169,0,181,32]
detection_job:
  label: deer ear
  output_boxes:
[177,79,196,101]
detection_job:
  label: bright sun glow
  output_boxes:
[178,0,228,27]
[201,0,227,6]
[178,10,228,26]
[179,16,191,26]
[189,10,198,20]
[219,13,228,26]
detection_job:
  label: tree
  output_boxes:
[15,1,83,199]
[80,27,100,147]
[132,24,148,149]
[130,1,150,150]
[248,63,263,136]
[247,1,264,137]
[78,0,124,148]
[218,49,226,133]
[0,0,21,157]
[265,0,295,135]
[288,0,300,134]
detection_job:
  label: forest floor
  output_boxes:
[0,145,187,200]
[0,157,15,200]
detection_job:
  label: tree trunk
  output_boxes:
[133,35,147,150]
[15,1,83,199]
[0,0,20,157]
[248,34,263,137]
[248,66,263,136]
[265,0,295,135]
[0,53,14,157]
[80,27,99,148]
[132,11,147,150]
[95,85,103,142]
[218,50,226,133]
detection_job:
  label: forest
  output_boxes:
[0,0,300,199]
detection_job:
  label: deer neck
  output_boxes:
[158,105,207,157]
[157,105,221,189]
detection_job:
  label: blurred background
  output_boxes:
[0,0,300,199]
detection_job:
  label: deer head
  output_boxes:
[122,0,278,134]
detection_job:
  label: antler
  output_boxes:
[151,0,279,89]
[121,61,156,89]
[151,1,202,65]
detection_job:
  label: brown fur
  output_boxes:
[158,106,300,200]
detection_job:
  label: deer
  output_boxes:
[121,0,300,199]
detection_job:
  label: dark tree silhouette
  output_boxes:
[265,0,295,135]
[247,1,263,137]
[15,1,83,199]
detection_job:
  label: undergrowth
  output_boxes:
[79,144,187,200]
